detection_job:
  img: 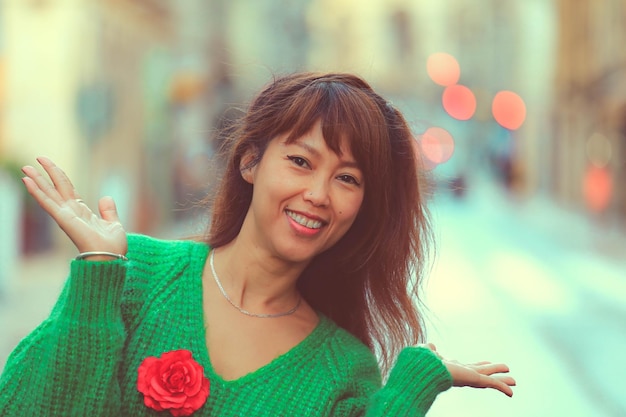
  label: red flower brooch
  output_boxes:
[137,349,210,416]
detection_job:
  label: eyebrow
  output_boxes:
[292,141,361,170]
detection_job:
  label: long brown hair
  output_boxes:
[206,72,433,373]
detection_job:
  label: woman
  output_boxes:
[0,72,514,416]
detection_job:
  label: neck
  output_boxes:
[208,239,304,314]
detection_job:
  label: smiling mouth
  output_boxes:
[286,210,325,229]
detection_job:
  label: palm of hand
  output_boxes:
[21,157,127,255]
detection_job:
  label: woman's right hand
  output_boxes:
[21,157,127,258]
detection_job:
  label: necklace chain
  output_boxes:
[209,250,301,319]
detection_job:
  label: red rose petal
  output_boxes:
[184,369,202,396]
[159,394,187,407]
[143,395,165,411]
[137,356,160,394]
[170,406,195,417]
[166,366,188,392]
[150,375,175,397]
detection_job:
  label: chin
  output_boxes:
[274,245,322,265]
[279,251,316,265]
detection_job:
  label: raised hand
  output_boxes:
[422,343,516,397]
[21,157,127,258]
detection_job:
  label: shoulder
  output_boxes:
[125,233,209,274]
[121,234,209,327]
[127,233,208,260]
[124,232,209,287]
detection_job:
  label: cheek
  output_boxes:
[336,194,364,223]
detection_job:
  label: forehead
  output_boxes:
[285,123,358,164]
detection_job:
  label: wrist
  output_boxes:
[76,251,128,261]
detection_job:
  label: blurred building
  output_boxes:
[0,0,231,253]
[214,0,313,99]
[552,0,626,227]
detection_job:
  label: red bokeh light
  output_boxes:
[411,137,438,171]
[442,85,476,120]
[492,90,526,130]
[583,165,612,212]
[419,127,455,165]
[427,53,460,86]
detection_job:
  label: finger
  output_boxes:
[21,175,64,217]
[479,374,515,397]
[99,196,120,223]
[74,198,89,208]
[23,163,93,211]
[495,383,514,397]
[497,376,516,386]
[21,165,65,206]
[493,377,515,397]
[475,363,510,375]
[488,374,516,396]
[418,343,437,352]
[37,156,79,201]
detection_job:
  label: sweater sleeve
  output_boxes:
[365,347,453,416]
[0,259,127,416]
[331,346,452,417]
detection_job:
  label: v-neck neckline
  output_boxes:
[189,243,331,387]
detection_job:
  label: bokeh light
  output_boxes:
[442,84,476,120]
[583,165,612,212]
[492,90,526,130]
[426,52,460,86]
[411,136,438,171]
[419,126,455,165]
[585,132,612,168]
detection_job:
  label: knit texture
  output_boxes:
[0,234,452,416]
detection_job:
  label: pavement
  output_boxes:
[0,248,70,371]
[426,178,625,417]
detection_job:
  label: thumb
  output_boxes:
[418,343,443,359]
[98,196,121,223]
[419,343,437,352]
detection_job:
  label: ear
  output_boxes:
[239,150,257,184]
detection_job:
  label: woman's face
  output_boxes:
[240,121,365,265]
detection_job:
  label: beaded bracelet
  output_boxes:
[75,251,129,261]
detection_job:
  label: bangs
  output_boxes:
[272,79,391,180]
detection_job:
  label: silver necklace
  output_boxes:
[209,250,301,318]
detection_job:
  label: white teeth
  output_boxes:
[286,211,323,229]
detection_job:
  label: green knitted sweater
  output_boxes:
[0,234,451,416]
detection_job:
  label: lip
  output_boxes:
[285,209,328,236]
[285,209,328,224]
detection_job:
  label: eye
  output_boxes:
[287,155,310,168]
[337,174,361,186]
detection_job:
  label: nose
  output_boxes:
[304,178,330,207]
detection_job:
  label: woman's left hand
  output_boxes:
[421,343,516,397]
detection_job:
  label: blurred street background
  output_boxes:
[0,1,625,416]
